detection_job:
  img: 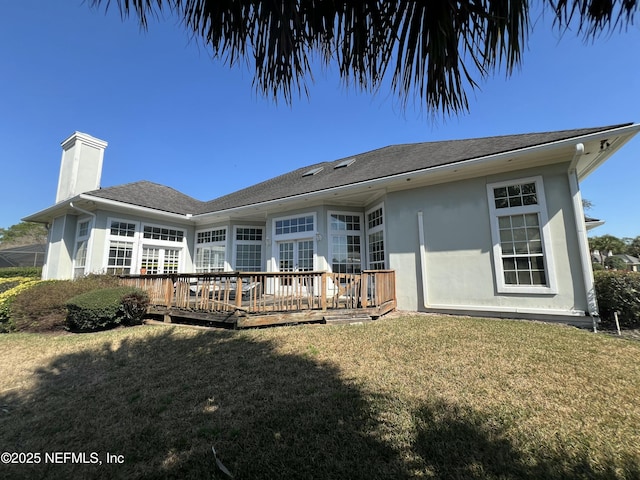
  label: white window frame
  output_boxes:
[328,211,364,274]
[140,222,186,274]
[271,212,318,272]
[233,226,264,272]
[194,227,229,272]
[365,204,386,270]
[487,176,557,294]
[104,218,140,275]
[72,217,93,278]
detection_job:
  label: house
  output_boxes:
[615,254,640,272]
[24,124,640,326]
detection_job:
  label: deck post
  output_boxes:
[361,272,369,308]
[321,272,327,311]
[164,276,174,308]
[235,274,243,309]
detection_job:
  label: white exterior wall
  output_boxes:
[384,163,588,317]
[42,215,77,279]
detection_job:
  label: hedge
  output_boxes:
[66,287,149,332]
[0,267,41,279]
[594,270,640,328]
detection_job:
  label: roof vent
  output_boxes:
[334,157,356,169]
[302,166,324,177]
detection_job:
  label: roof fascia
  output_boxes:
[79,194,194,222]
[23,194,194,224]
[194,123,640,220]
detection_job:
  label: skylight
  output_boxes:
[334,157,356,169]
[302,166,324,177]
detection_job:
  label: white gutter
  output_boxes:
[567,143,600,331]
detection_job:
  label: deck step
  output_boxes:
[323,313,373,325]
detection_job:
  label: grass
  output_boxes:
[1,315,639,479]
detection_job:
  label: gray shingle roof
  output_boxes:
[84,124,632,216]
[196,124,631,214]
[87,181,202,215]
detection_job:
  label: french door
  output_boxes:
[140,246,180,274]
[277,239,314,291]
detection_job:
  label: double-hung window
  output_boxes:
[487,176,556,294]
[366,205,386,270]
[195,228,227,272]
[106,220,136,275]
[234,227,263,271]
[329,212,363,274]
[73,219,91,278]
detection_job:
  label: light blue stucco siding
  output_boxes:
[384,162,588,316]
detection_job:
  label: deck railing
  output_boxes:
[120,270,396,315]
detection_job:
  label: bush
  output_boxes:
[120,290,150,325]
[594,270,640,328]
[9,275,121,333]
[66,287,147,332]
[0,267,41,279]
[604,256,628,271]
[0,278,41,333]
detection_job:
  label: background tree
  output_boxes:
[627,236,640,258]
[90,0,639,116]
[0,222,48,249]
[589,234,629,265]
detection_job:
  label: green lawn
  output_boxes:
[1,315,639,479]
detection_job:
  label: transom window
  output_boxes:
[487,177,556,294]
[236,227,263,241]
[367,208,383,229]
[275,216,314,235]
[110,221,135,237]
[143,225,184,242]
[197,229,226,244]
[493,181,538,209]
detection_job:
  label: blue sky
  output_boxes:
[1,2,639,239]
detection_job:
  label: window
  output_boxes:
[329,213,362,274]
[487,177,556,293]
[110,221,135,237]
[107,240,134,275]
[275,215,314,235]
[366,205,386,270]
[235,227,263,271]
[143,225,184,242]
[73,219,91,278]
[195,228,227,272]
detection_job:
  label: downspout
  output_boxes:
[69,202,97,276]
[567,144,599,331]
[417,211,430,308]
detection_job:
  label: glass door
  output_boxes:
[277,239,314,292]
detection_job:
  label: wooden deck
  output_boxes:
[120,270,396,329]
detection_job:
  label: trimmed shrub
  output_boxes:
[120,290,150,325]
[594,270,640,328]
[0,267,41,279]
[10,275,121,333]
[66,287,146,332]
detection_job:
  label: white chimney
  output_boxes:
[56,132,108,203]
